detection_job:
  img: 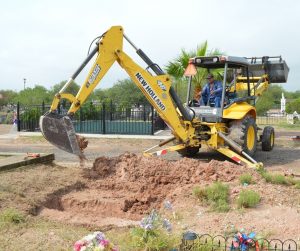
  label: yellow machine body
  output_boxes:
[41,26,287,169]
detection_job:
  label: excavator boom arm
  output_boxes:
[40,26,191,156]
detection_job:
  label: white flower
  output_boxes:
[83,234,95,243]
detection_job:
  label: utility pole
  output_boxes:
[23,78,26,90]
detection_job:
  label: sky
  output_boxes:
[0,0,299,92]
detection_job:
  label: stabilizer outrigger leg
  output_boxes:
[218,132,263,169]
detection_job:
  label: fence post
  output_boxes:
[102,102,106,134]
[110,100,113,121]
[42,100,45,114]
[151,106,154,135]
[17,102,20,132]
[79,108,82,133]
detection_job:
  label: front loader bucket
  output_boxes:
[40,113,83,157]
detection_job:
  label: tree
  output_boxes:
[165,41,223,101]
[104,78,147,107]
[13,85,51,105]
[255,85,286,115]
[0,90,18,107]
[255,96,274,115]
[286,98,300,113]
[49,80,80,97]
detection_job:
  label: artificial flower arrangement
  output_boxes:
[232,231,258,251]
[74,231,118,251]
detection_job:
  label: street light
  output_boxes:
[23,78,26,90]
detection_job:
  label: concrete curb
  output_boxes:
[0,153,55,171]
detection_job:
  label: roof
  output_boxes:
[191,55,249,68]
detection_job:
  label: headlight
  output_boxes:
[213,57,218,62]
[196,58,202,64]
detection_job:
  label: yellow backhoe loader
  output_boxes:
[40,26,289,168]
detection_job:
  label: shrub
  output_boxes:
[239,173,253,185]
[286,176,297,185]
[206,182,229,203]
[271,174,288,185]
[260,171,273,183]
[0,208,25,224]
[192,186,207,201]
[260,170,289,185]
[237,190,260,208]
[211,199,230,212]
[193,182,230,212]
[295,182,300,189]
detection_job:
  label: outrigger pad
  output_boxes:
[39,113,83,157]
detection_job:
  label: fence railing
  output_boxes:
[180,233,298,251]
[256,116,286,125]
[17,101,166,135]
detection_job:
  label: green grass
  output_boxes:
[237,190,261,208]
[275,122,300,130]
[0,212,91,250]
[295,182,300,189]
[259,170,287,185]
[239,173,253,185]
[271,174,288,185]
[0,208,25,224]
[193,182,230,212]
[259,170,300,190]
[192,186,207,201]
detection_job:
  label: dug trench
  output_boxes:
[37,153,261,228]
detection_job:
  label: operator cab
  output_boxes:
[185,55,289,122]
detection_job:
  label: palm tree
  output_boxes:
[165,41,223,101]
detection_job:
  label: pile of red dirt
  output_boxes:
[81,153,259,218]
[40,153,263,227]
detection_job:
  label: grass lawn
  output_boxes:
[0,215,90,251]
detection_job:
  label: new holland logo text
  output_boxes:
[135,73,166,111]
[86,64,101,88]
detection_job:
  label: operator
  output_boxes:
[200,73,223,107]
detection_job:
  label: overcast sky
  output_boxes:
[0,0,299,92]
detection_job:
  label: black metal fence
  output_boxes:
[17,101,166,135]
[256,115,286,125]
[180,233,298,251]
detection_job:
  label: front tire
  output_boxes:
[262,126,275,151]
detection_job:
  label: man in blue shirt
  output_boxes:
[200,73,223,107]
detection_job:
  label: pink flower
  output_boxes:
[100,239,109,247]
[74,240,85,251]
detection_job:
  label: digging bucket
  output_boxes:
[39,113,83,157]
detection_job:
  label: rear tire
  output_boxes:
[228,116,258,157]
[262,126,275,151]
[177,146,200,157]
[241,117,258,156]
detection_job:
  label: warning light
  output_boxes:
[184,63,197,76]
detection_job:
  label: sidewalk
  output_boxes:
[0,129,173,140]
